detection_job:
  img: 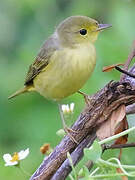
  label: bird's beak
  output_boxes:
[96,24,112,31]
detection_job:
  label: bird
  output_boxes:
[8,16,111,140]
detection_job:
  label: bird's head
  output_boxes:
[56,16,111,47]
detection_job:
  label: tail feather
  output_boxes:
[8,85,34,100]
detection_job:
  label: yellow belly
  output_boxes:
[33,43,96,101]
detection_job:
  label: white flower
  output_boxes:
[61,104,69,114]
[61,103,75,114]
[70,103,75,112]
[3,148,29,166]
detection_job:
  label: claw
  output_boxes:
[77,90,90,105]
[64,127,79,144]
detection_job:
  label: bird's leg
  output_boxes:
[77,90,89,105]
[58,103,78,144]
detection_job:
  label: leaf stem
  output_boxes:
[98,158,135,170]
[99,126,135,145]
[89,173,126,179]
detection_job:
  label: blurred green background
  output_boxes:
[1,0,135,179]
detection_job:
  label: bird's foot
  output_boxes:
[64,126,79,144]
[77,90,90,105]
[58,103,79,144]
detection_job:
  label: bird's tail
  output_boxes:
[8,85,35,100]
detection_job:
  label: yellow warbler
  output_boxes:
[9,16,111,101]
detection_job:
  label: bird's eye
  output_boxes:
[79,29,87,35]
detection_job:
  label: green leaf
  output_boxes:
[84,141,102,162]
[78,165,89,178]
[83,166,90,177]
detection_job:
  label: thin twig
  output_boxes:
[120,40,135,82]
[115,66,135,79]
[103,143,135,151]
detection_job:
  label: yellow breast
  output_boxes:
[33,43,96,101]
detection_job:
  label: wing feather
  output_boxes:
[25,34,59,85]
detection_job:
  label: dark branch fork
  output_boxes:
[30,41,135,180]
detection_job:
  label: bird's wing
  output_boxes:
[24,35,59,85]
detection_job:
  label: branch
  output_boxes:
[51,131,97,180]
[30,41,135,180]
[126,103,135,115]
[30,82,135,180]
